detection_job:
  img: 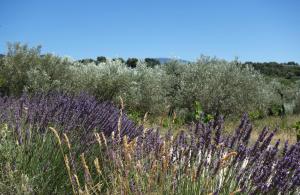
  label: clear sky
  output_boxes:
[0,0,299,62]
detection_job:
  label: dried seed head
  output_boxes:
[119,96,124,110]
[221,151,238,162]
[230,189,242,195]
[143,112,148,125]
[117,96,124,140]
[64,155,71,172]
[136,160,142,173]
[123,135,128,148]
[151,160,157,174]
[63,133,71,150]
[129,137,137,152]
[49,127,61,145]
[220,151,238,168]
[94,133,102,148]
[126,153,132,163]
[84,184,89,195]
[64,155,76,195]
[170,135,174,143]
[192,167,197,182]
[216,142,225,149]
[94,158,101,175]
[80,153,92,185]
[172,111,177,124]
[142,128,148,137]
[162,156,168,172]
[100,132,107,147]
[111,131,115,141]
[74,174,81,190]
[160,141,166,155]
[117,115,122,140]
[172,165,178,176]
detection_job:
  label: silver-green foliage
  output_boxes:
[123,62,167,114]
[0,43,72,94]
[175,56,279,117]
[0,43,281,117]
[68,59,132,100]
[68,60,166,114]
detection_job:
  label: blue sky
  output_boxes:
[0,0,299,62]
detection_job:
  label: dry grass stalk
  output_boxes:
[230,188,242,195]
[63,133,71,150]
[74,174,81,192]
[94,133,102,147]
[172,111,177,124]
[49,127,61,146]
[161,156,168,173]
[143,112,148,125]
[117,96,124,140]
[64,155,76,195]
[100,132,107,147]
[111,131,115,141]
[221,152,237,163]
[136,160,143,173]
[80,153,93,185]
[94,158,101,175]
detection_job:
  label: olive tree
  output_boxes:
[122,62,166,115]
[0,43,41,95]
[177,56,279,117]
[68,59,132,101]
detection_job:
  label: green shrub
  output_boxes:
[123,62,166,115]
[249,110,264,120]
[127,110,142,124]
[68,59,132,101]
[293,85,300,114]
[177,56,279,117]
[0,43,73,95]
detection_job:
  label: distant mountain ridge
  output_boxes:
[155,58,191,64]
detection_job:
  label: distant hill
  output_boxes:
[244,61,300,81]
[155,58,191,64]
[156,58,300,82]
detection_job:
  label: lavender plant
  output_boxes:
[0,93,299,194]
[0,92,143,144]
[55,113,300,194]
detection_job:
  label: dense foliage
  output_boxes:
[0,93,299,194]
[0,43,286,119]
[244,61,300,80]
[174,57,277,117]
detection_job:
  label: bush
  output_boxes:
[68,59,132,101]
[293,82,300,114]
[0,43,42,95]
[26,54,73,92]
[122,62,166,115]
[176,56,279,118]
[0,43,73,95]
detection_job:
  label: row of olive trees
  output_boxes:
[0,43,285,119]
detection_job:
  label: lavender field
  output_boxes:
[0,92,299,194]
[1,1,300,194]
